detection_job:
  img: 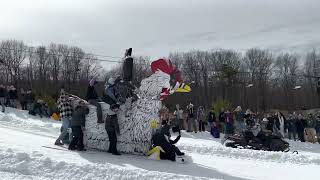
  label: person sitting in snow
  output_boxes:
[151,121,185,161]
[69,100,89,151]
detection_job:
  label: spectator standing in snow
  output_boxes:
[55,88,73,145]
[25,89,35,111]
[305,113,317,143]
[105,104,121,155]
[86,77,103,123]
[159,105,170,123]
[173,104,184,130]
[69,100,89,151]
[276,112,286,138]
[296,114,305,142]
[315,114,320,143]
[287,113,297,141]
[234,106,245,133]
[8,86,18,108]
[20,88,27,110]
[207,109,220,138]
[218,108,225,133]
[187,102,197,133]
[0,84,6,112]
[224,110,234,136]
[197,106,206,132]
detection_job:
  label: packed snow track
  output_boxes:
[0,108,319,180]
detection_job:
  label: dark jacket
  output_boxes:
[266,117,275,132]
[296,119,305,132]
[71,105,89,127]
[86,85,98,100]
[287,118,297,131]
[8,89,18,99]
[219,112,225,123]
[25,92,35,104]
[207,111,216,123]
[20,92,26,103]
[187,106,195,118]
[151,125,181,161]
[235,111,244,122]
[0,87,6,98]
[105,114,120,134]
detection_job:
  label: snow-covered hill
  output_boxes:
[0,107,319,180]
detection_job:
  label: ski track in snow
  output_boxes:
[0,107,320,180]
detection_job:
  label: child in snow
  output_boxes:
[69,100,89,151]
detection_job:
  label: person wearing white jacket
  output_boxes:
[277,112,285,138]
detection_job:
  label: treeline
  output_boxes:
[0,39,104,99]
[1,39,320,113]
[164,49,320,112]
[81,48,320,113]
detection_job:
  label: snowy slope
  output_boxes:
[0,107,320,180]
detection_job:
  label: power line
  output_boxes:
[0,46,124,64]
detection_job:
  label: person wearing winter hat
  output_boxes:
[86,77,103,123]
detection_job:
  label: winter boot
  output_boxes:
[112,151,121,155]
[55,140,63,146]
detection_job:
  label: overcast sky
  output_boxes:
[1,0,320,67]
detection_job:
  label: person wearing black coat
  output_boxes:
[218,109,225,132]
[0,85,6,112]
[296,114,305,142]
[105,104,121,155]
[151,124,184,161]
[68,101,89,151]
[86,77,103,123]
[8,86,18,108]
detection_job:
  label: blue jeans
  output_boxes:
[56,117,72,144]
[236,121,245,133]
